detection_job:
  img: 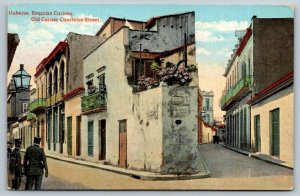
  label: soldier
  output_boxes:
[24,137,48,190]
[9,139,23,190]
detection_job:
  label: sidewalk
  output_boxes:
[221,144,293,170]
[44,152,211,181]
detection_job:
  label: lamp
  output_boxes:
[12,64,31,93]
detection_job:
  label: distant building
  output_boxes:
[7,79,30,144]
[201,90,214,125]
[7,33,20,72]
[220,15,294,162]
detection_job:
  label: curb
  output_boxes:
[221,145,293,170]
[250,155,293,170]
[46,154,212,181]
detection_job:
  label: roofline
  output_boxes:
[223,27,252,77]
[145,11,195,29]
[247,71,294,105]
[34,41,68,77]
[84,26,130,60]
[95,17,145,36]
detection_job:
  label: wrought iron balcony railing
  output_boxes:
[220,75,253,109]
[46,90,64,107]
[81,91,106,112]
[29,98,46,112]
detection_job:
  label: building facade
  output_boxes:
[220,16,294,152]
[248,72,294,167]
[81,12,207,175]
[201,90,214,125]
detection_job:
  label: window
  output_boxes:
[254,115,261,152]
[205,98,210,110]
[132,59,154,84]
[86,80,96,94]
[98,74,106,92]
[88,121,94,156]
[119,120,127,133]
[22,103,28,113]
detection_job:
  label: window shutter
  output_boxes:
[145,61,154,77]
[88,121,94,156]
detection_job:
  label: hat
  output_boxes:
[14,139,22,145]
[34,137,42,144]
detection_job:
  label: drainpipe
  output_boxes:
[139,43,142,78]
[184,33,187,67]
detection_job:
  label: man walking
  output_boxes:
[24,137,48,190]
[9,139,23,190]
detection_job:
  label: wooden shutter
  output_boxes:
[67,117,72,156]
[88,121,94,156]
[271,109,280,156]
[145,61,154,77]
[254,115,261,152]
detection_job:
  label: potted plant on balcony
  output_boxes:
[137,75,159,91]
[156,60,193,86]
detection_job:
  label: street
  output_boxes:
[8,143,293,190]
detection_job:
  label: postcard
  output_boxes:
[7,4,294,190]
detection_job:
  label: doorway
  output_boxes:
[99,120,106,160]
[118,120,127,168]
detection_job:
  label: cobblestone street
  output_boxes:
[7,143,293,190]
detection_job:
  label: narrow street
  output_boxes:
[8,143,293,190]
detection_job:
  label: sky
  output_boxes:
[7,4,294,118]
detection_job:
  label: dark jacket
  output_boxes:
[24,144,48,176]
[9,148,22,176]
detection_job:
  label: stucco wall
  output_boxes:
[83,27,130,166]
[250,86,294,166]
[161,86,203,175]
[67,33,106,93]
[202,124,214,143]
[64,96,82,157]
[80,112,107,162]
[129,88,163,172]
[129,12,195,53]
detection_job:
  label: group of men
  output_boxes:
[8,137,48,190]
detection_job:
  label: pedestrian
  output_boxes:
[7,141,12,158]
[24,137,48,190]
[9,139,23,190]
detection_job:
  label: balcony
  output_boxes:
[220,75,253,110]
[81,91,106,113]
[29,98,46,112]
[46,90,64,107]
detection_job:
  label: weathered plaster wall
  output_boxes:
[83,27,130,166]
[129,88,163,172]
[161,86,204,175]
[80,112,107,162]
[64,96,82,157]
[250,86,294,167]
[129,12,195,53]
